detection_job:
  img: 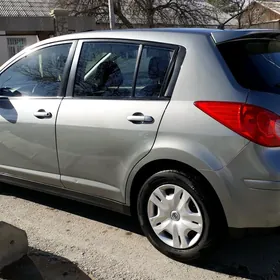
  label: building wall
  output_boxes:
[0,16,96,34]
[241,2,280,27]
[68,17,96,32]
[0,14,96,65]
[0,34,38,66]
[0,17,53,32]
[250,20,280,29]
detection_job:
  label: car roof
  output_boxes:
[43,27,222,44]
[41,27,280,45]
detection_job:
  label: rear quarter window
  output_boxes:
[218,39,280,94]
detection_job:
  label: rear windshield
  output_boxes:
[218,39,280,94]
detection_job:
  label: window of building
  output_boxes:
[7,38,27,58]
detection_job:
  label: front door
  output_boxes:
[0,42,73,187]
[56,40,176,202]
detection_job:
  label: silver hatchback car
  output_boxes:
[1,28,280,262]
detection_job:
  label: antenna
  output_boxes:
[217,8,247,30]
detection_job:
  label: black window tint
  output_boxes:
[0,43,71,97]
[218,39,280,94]
[135,46,174,98]
[74,42,139,98]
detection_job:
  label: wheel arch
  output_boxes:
[127,158,228,227]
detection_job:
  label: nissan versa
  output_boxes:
[0,28,279,262]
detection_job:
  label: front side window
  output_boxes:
[74,42,139,98]
[0,43,72,97]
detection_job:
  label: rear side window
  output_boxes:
[73,41,175,99]
[135,46,174,97]
[218,39,280,94]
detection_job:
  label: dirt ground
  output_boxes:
[1,250,96,280]
[0,184,279,280]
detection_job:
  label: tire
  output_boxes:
[137,170,225,263]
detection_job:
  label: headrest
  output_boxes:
[95,60,123,88]
[148,56,169,81]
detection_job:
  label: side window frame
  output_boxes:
[133,43,178,99]
[0,40,77,99]
[67,40,141,99]
[67,39,185,100]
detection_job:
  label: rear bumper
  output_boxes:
[201,143,280,229]
[230,179,280,228]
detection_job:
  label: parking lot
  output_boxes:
[0,185,279,280]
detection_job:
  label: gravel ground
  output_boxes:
[0,185,280,280]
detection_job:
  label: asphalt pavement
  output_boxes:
[0,185,279,280]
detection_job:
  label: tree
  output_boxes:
[58,0,109,23]
[57,0,222,28]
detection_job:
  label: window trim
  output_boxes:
[131,44,143,98]
[0,40,76,99]
[158,47,178,98]
[165,45,186,98]
[67,38,184,100]
[59,41,78,97]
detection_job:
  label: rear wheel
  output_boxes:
[137,170,225,262]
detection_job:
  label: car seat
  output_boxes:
[137,56,170,97]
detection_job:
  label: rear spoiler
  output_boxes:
[211,30,280,44]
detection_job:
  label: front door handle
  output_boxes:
[34,110,52,119]
[127,113,154,124]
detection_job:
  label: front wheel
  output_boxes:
[137,170,225,262]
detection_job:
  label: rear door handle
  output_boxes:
[34,110,52,119]
[127,113,154,124]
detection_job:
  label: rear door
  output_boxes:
[56,40,177,202]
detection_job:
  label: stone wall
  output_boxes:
[50,9,69,36]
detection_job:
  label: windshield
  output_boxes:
[218,39,280,94]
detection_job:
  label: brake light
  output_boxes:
[194,101,280,147]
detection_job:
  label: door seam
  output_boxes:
[124,99,172,202]
[54,97,66,188]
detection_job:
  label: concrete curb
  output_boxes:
[0,222,28,270]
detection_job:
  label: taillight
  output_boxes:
[194,101,280,147]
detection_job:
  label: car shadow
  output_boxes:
[0,248,93,279]
[194,233,280,280]
[0,184,143,235]
[2,184,280,279]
